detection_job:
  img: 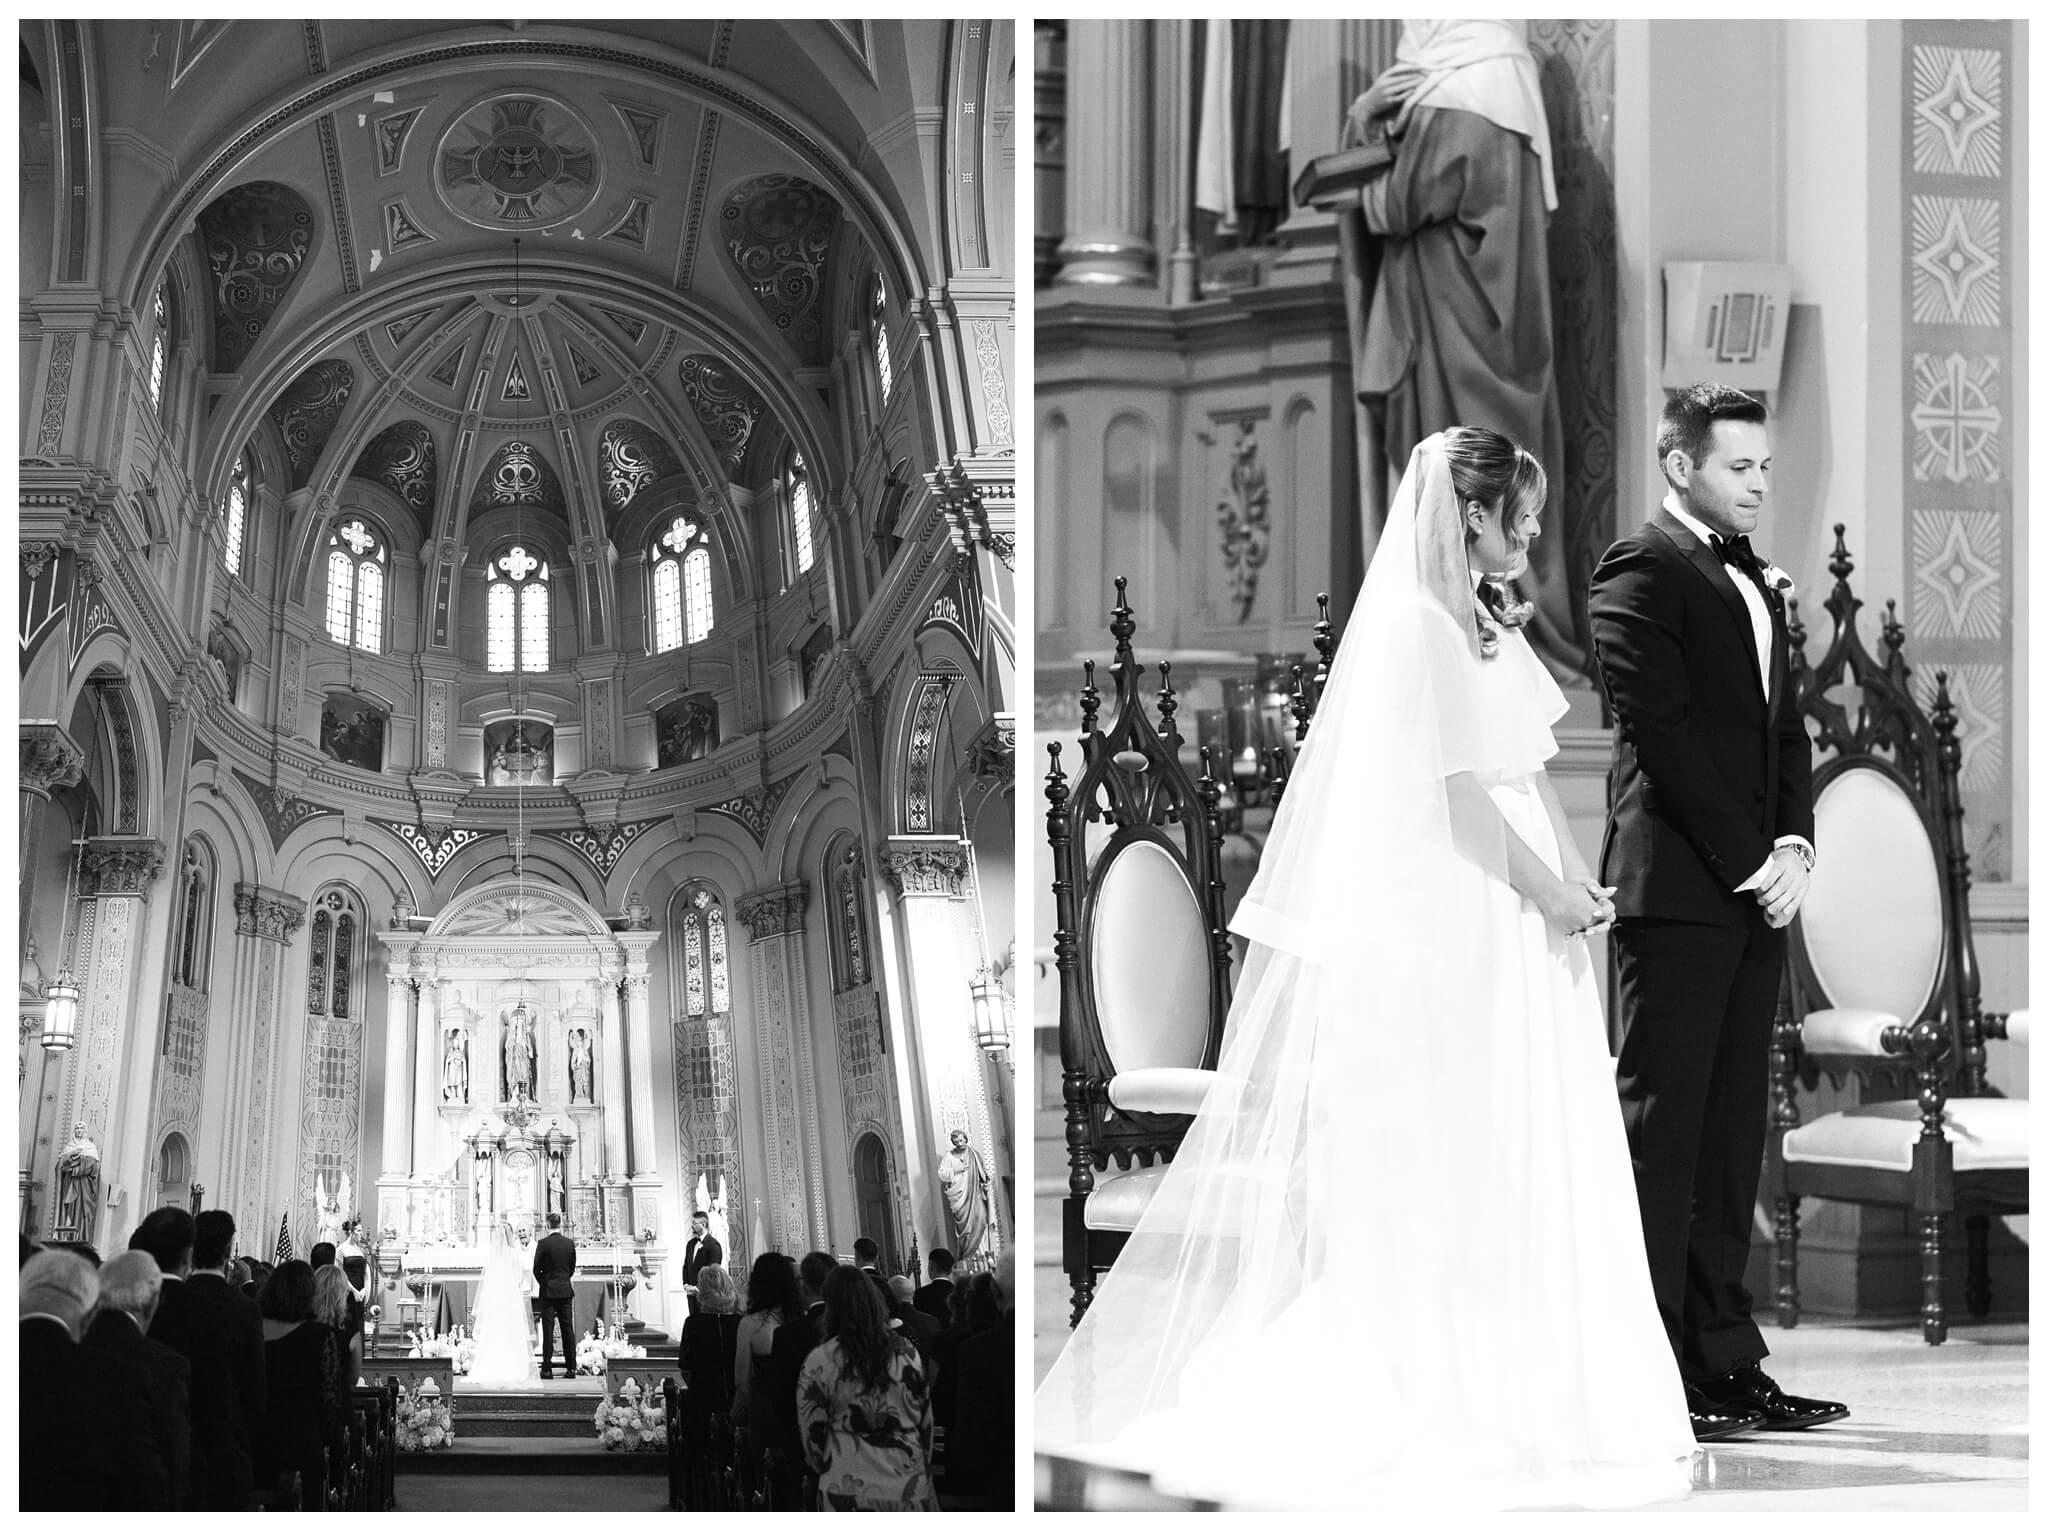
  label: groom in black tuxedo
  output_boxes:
[532,1213,577,1380]
[682,1211,722,1316]
[1590,384,1846,1443]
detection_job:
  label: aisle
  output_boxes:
[398,1470,667,1512]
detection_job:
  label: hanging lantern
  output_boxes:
[40,971,81,1051]
[969,964,1009,1055]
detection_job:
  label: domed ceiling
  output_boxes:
[123,21,922,545]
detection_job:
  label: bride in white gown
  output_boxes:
[468,1218,538,1386]
[1034,430,1697,1510]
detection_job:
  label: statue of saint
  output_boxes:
[55,1123,100,1240]
[503,1003,536,1102]
[568,1028,594,1103]
[936,1128,993,1263]
[442,1028,468,1103]
[546,1157,565,1217]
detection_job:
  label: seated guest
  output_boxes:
[888,1272,945,1388]
[182,1209,268,1510]
[732,1253,802,1445]
[244,1258,273,1302]
[83,1251,192,1509]
[679,1262,741,1411]
[20,1249,106,1510]
[314,1264,363,1383]
[948,1266,1016,1508]
[255,1260,346,1510]
[797,1267,937,1511]
[914,1247,956,1324]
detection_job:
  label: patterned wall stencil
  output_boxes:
[266,359,355,488]
[198,182,315,372]
[1902,21,2016,880]
[353,419,438,518]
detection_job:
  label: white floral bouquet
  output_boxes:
[574,1325,647,1377]
[406,1327,477,1376]
[592,1376,667,1451]
[394,1382,455,1452]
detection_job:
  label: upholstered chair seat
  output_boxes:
[1783,1097,2029,1174]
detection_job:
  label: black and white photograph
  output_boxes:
[1030,17,2028,1512]
[19,17,1018,1512]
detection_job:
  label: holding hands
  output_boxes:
[1544,876,1617,941]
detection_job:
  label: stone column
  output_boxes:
[1034,21,1068,285]
[599,970,630,1184]
[1056,20,1155,286]
[880,838,1005,1267]
[225,882,306,1237]
[376,961,415,1236]
[736,881,824,1253]
[413,979,445,1179]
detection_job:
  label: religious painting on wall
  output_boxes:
[484,718,554,786]
[319,691,388,770]
[655,693,719,767]
[798,624,833,699]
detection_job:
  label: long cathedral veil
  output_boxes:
[1034,437,1684,1507]
[468,1218,538,1384]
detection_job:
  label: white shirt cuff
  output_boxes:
[1736,836,1815,892]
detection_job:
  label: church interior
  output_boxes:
[1031,18,2026,1511]
[20,17,1016,1510]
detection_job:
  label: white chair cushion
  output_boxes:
[1804,767,1944,1023]
[1800,1007,1902,1056]
[1083,1163,1170,1231]
[1088,840,1211,1074]
[1783,1097,2030,1172]
[1106,1066,1230,1116]
[2000,1008,2030,1045]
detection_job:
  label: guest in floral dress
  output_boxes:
[797,1266,937,1511]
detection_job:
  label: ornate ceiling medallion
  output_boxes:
[435,93,603,231]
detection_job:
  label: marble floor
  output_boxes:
[1033,1305,2028,1511]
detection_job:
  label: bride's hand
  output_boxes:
[1542,879,1608,939]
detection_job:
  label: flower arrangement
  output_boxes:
[575,1324,648,1377]
[593,1376,666,1451]
[406,1327,477,1376]
[394,1382,455,1452]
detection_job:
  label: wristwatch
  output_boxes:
[1783,841,1816,872]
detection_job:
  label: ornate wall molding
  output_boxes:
[353,419,437,517]
[881,838,970,899]
[720,174,840,365]
[234,881,308,943]
[83,837,167,897]
[677,355,765,473]
[20,723,86,798]
[36,332,76,457]
[969,318,1012,446]
[902,674,956,834]
[198,180,315,371]
[736,881,810,942]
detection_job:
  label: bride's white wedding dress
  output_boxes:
[1034,436,1697,1510]
[467,1222,538,1386]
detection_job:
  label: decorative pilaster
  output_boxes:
[737,880,824,1252]
[412,978,445,1183]
[376,957,417,1234]
[619,928,664,1244]
[230,882,305,1229]
[599,969,630,1183]
[1056,20,1155,285]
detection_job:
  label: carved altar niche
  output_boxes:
[379,877,628,1240]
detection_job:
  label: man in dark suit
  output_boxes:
[82,1250,192,1509]
[20,1249,107,1510]
[851,1235,880,1273]
[533,1211,578,1379]
[913,1246,956,1324]
[172,1209,268,1508]
[1590,383,1846,1443]
[682,1210,722,1315]
[765,1251,835,1510]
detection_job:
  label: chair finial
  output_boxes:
[1313,592,1336,682]
[1109,576,1136,655]
[1290,663,1312,742]
[1079,659,1100,736]
[1157,659,1179,734]
[1882,598,1905,659]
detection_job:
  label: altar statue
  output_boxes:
[55,1122,100,1240]
[442,1028,468,1103]
[568,1027,594,1103]
[937,1128,993,1263]
[503,1002,537,1102]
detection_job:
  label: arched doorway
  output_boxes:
[157,1132,192,1210]
[853,1132,899,1275]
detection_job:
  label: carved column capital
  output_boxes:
[20,723,85,798]
[736,881,810,941]
[962,715,1016,791]
[21,541,62,582]
[881,837,971,899]
[82,837,167,896]
[233,882,308,943]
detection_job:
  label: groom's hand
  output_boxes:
[1754,848,1810,927]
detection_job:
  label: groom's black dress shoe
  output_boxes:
[1686,1384,1765,1442]
[1699,1363,1849,1431]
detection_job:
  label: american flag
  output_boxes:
[273,1210,294,1264]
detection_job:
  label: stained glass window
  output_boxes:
[325,518,387,653]
[652,559,683,653]
[332,913,354,1018]
[308,911,330,1014]
[708,905,729,1013]
[684,912,706,1018]
[486,545,550,671]
[222,450,250,578]
[871,275,892,402]
[684,547,713,644]
[789,457,815,575]
[149,284,169,411]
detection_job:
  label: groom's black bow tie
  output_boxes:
[1712,532,1766,583]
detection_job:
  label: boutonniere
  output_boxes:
[1760,564,1795,599]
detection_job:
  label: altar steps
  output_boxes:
[397,1387,663,1476]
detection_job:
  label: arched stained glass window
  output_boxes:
[651,515,714,651]
[324,517,387,653]
[221,449,251,578]
[785,455,816,576]
[149,283,170,413]
[680,887,733,1021]
[486,544,550,672]
[870,274,892,403]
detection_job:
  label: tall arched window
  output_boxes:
[650,514,714,651]
[300,887,366,1253]
[672,881,744,1264]
[324,517,387,653]
[173,841,215,991]
[220,449,251,578]
[148,281,171,413]
[784,455,816,577]
[486,545,551,672]
[869,274,893,403]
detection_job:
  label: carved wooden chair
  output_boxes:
[1765,527,2029,1344]
[1047,580,1337,1326]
